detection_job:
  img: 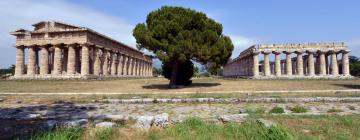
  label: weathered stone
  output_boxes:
[153,113,169,128]
[96,122,117,128]
[63,119,88,127]
[135,116,154,130]
[217,114,248,123]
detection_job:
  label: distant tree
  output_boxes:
[349,55,360,76]
[133,6,233,88]
[153,67,163,77]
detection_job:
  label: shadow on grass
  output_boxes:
[0,101,92,140]
[333,84,360,89]
[142,82,221,90]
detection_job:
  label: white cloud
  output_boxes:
[228,35,255,58]
[0,0,136,67]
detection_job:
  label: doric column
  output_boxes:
[307,51,315,76]
[295,51,304,76]
[67,44,76,75]
[128,57,133,75]
[102,50,109,76]
[132,58,137,76]
[330,51,338,76]
[285,51,292,76]
[319,51,327,75]
[123,55,128,75]
[93,47,101,76]
[27,46,36,75]
[111,52,117,75]
[137,60,142,76]
[40,46,49,75]
[273,51,281,76]
[263,51,271,76]
[53,45,62,75]
[325,54,329,74]
[117,54,123,76]
[342,50,350,76]
[252,52,259,77]
[15,46,25,76]
[81,45,90,76]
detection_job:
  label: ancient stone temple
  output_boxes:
[11,21,153,79]
[223,43,351,79]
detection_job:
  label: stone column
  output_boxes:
[111,52,117,75]
[252,52,259,77]
[117,54,123,76]
[67,45,76,75]
[93,47,101,76]
[123,55,128,75]
[325,54,329,74]
[319,51,327,75]
[132,58,137,76]
[263,51,271,76]
[342,50,350,76]
[307,51,315,76]
[273,51,281,76]
[40,46,49,75]
[137,60,142,76]
[81,45,90,76]
[102,50,109,76]
[295,51,304,76]
[285,51,292,76]
[27,46,36,75]
[128,57,133,75]
[330,51,338,76]
[53,45,62,75]
[15,46,25,76]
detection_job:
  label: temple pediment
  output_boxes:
[32,21,83,32]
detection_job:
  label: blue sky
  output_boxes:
[0,0,359,68]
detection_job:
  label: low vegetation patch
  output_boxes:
[327,108,343,113]
[28,127,83,140]
[269,107,285,114]
[290,106,307,113]
[24,115,360,140]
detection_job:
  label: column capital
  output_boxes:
[252,51,260,55]
[295,50,304,54]
[306,50,316,54]
[283,51,293,54]
[262,51,271,54]
[272,51,281,55]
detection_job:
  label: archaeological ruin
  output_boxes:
[11,21,153,79]
[224,43,351,79]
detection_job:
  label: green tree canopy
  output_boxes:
[133,6,234,87]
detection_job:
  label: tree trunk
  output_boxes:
[169,61,179,88]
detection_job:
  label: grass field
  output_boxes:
[28,115,360,140]
[0,78,359,93]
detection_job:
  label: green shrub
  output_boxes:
[291,106,307,113]
[269,107,285,114]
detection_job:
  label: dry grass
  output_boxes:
[0,78,359,93]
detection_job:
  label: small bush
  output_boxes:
[291,106,307,113]
[347,106,356,110]
[244,108,266,114]
[269,107,285,114]
[327,108,343,113]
